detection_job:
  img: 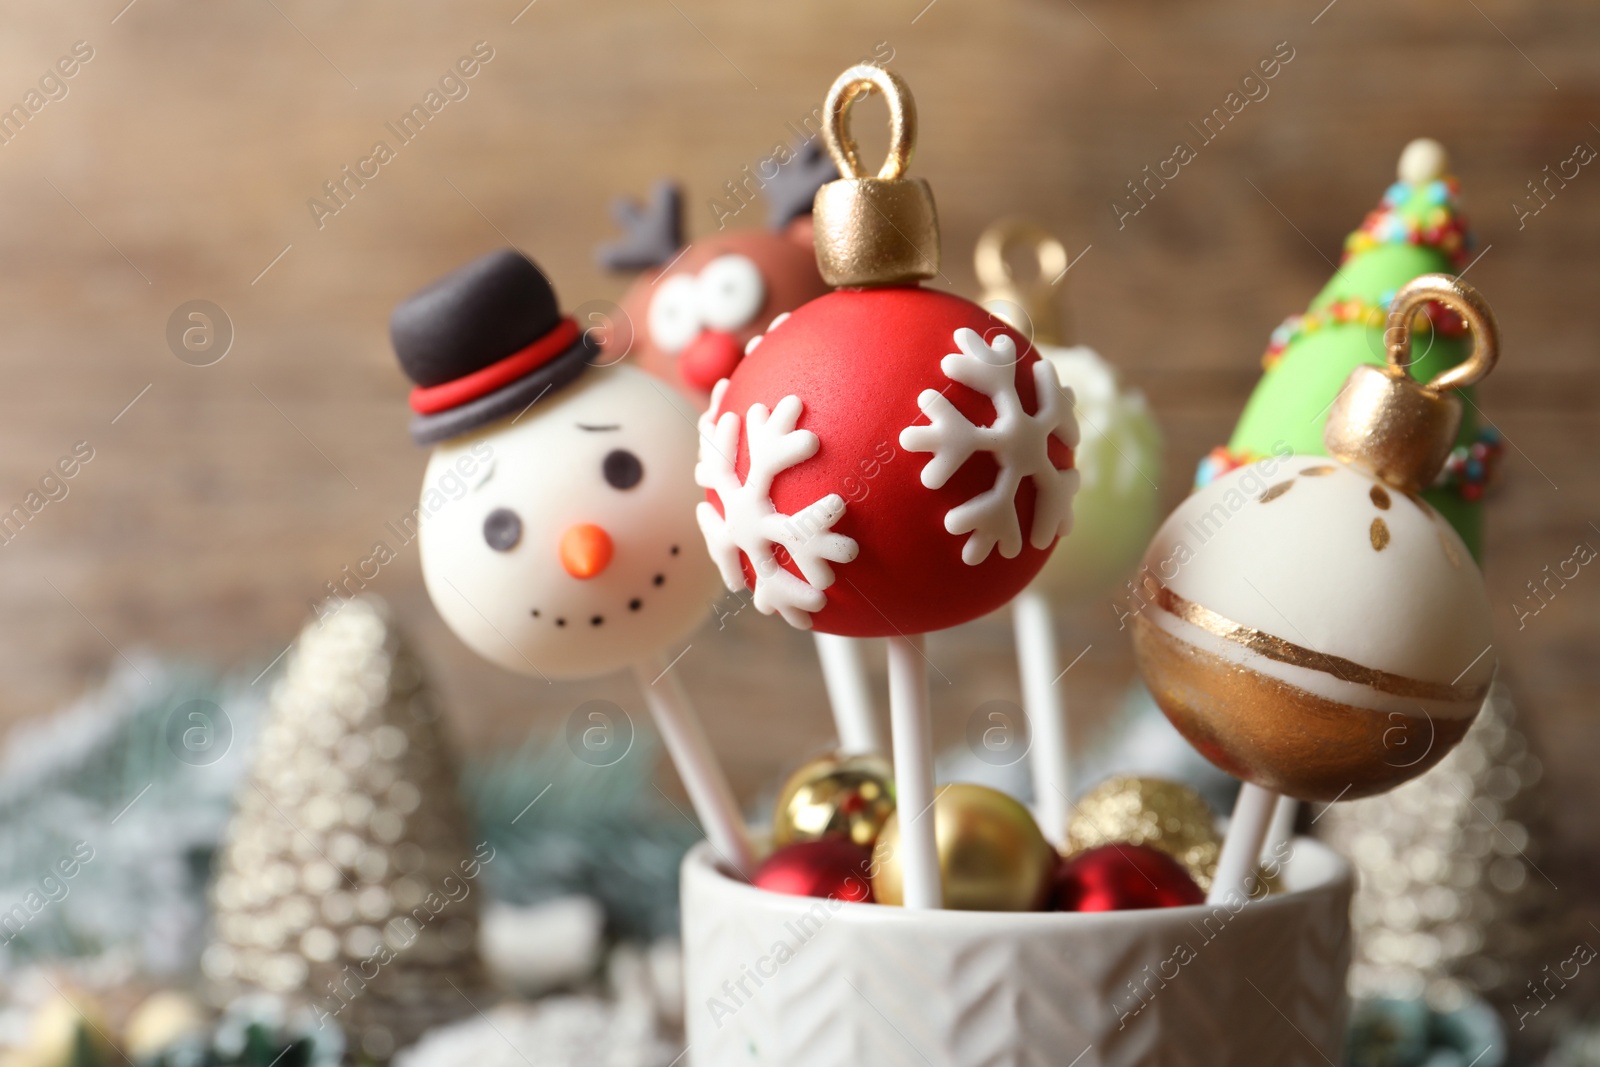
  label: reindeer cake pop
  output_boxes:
[597,137,836,400]
[695,66,1080,907]
[392,249,754,874]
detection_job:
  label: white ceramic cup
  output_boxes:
[681,836,1353,1066]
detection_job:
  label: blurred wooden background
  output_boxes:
[0,0,1595,888]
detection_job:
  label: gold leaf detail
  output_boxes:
[1369,485,1391,510]
[1259,481,1294,503]
[1370,517,1391,551]
[1300,465,1337,476]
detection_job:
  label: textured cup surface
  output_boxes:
[682,837,1353,1067]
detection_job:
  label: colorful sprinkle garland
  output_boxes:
[1262,174,1477,370]
[1193,429,1504,500]
[1194,445,1258,489]
[1262,297,1389,371]
[1437,427,1505,502]
[1343,177,1474,271]
[1261,292,1471,371]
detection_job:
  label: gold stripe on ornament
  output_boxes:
[1150,584,1488,703]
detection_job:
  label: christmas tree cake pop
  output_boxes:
[695,65,1080,907]
[1208,138,1498,558]
[1132,274,1501,900]
[391,249,754,875]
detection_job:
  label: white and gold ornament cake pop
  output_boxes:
[1131,274,1499,801]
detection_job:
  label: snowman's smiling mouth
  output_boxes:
[529,544,681,628]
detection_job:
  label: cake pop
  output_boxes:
[596,136,836,401]
[1131,274,1500,901]
[695,66,1080,907]
[392,248,754,875]
[1212,139,1492,556]
[975,220,1162,845]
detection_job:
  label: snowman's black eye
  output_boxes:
[483,508,522,552]
[603,449,643,490]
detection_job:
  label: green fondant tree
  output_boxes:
[1226,139,1485,556]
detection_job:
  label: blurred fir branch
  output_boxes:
[0,653,697,977]
[462,729,699,941]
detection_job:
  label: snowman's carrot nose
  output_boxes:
[559,523,614,579]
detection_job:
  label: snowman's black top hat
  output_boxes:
[391,248,596,445]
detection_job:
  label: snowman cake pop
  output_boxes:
[695,66,1080,907]
[974,220,1161,843]
[1130,274,1500,900]
[392,249,753,874]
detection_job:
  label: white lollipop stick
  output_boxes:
[1012,590,1070,846]
[632,657,756,879]
[813,632,883,755]
[886,633,942,909]
[1207,782,1279,904]
[1263,794,1298,871]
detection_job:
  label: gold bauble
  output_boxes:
[1067,776,1223,892]
[16,991,115,1067]
[871,783,1055,911]
[771,752,895,849]
[124,990,209,1060]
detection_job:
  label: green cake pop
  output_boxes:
[1200,139,1502,558]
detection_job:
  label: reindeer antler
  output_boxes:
[596,179,685,272]
[765,135,839,231]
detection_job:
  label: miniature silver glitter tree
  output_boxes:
[203,598,487,1060]
[1316,680,1552,1010]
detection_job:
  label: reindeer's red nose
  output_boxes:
[679,330,744,393]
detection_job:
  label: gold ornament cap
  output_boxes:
[813,65,940,287]
[975,219,1070,346]
[1323,273,1499,494]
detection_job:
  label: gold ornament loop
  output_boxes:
[1383,273,1500,394]
[1325,273,1501,493]
[975,219,1070,346]
[821,65,917,182]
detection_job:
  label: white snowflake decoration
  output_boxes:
[899,328,1081,565]
[695,379,859,629]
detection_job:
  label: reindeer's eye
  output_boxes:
[696,254,765,332]
[648,274,700,355]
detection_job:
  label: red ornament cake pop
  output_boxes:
[596,138,837,400]
[694,68,1080,638]
[694,65,1080,911]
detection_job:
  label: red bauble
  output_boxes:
[752,840,876,903]
[705,287,1077,636]
[1052,843,1205,912]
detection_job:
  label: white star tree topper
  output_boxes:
[899,328,1081,565]
[695,380,860,629]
